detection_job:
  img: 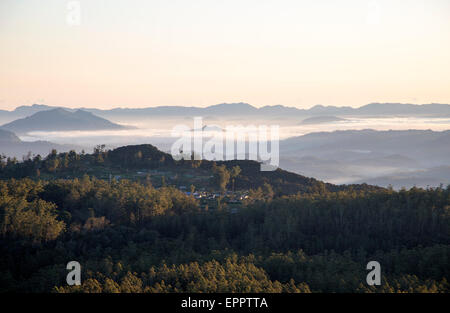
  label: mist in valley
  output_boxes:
[5,113,449,190]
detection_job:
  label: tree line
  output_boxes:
[0,176,448,292]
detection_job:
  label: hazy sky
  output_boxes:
[1,0,450,110]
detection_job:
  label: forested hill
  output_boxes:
[0,144,449,293]
[0,143,382,195]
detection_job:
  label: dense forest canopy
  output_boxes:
[0,145,449,293]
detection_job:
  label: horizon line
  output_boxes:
[3,101,450,113]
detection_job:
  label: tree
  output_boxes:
[213,165,230,192]
[262,182,274,200]
[230,166,241,191]
[0,198,65,243]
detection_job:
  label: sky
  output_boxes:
[1,0,450,110]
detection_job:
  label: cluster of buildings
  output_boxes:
[178,186,249,213]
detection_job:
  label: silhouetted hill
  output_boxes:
[299,115,347,125]
[0,108,128,134]
[203,102,258,115]
[105,144,371,194]
[0,129,21,143]
[107,144,176,168]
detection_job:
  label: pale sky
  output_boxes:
[1,0,449,110]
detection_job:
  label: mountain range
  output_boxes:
[1,102,449,123]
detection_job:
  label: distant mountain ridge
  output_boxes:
[0,108,128,134]
[1,102,449,122]
[279,129,450,189]
[0,127,81,159]
[81,102,450,118]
